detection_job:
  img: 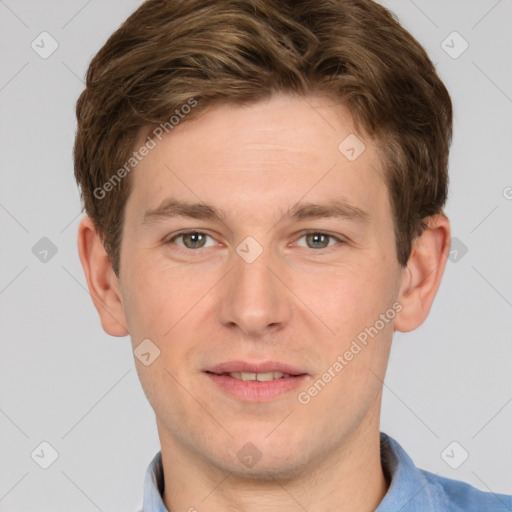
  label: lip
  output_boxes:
[204,360,309,403]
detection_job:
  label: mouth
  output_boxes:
[204,361,309,402]
[208,371,300,382]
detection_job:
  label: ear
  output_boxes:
[394,214,451,333]
[77,216,129,337]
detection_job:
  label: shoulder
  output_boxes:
[378,433,512,512]
[420,468,512,512]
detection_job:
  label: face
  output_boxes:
[117,93,406,477]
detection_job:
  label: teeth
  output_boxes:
[228,371,290,381]
[256,372,279,382]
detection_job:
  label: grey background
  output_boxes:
[0,0,510,510]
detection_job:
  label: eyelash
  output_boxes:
[165,229,346,253]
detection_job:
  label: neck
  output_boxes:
[158,403,389,512]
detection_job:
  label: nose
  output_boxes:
[216,244,293,338]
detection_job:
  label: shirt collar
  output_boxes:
[142,450,167,512]
[375,432,439,511]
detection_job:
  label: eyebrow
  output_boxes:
[284,200,369,224]
[142,199,229,225]
[141,198,369,226]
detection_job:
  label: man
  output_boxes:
[73,0,511,510]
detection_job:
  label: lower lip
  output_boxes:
[205,373,308,402]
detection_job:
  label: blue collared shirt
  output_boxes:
[142,432,511,511]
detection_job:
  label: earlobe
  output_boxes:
[77,216,129,337]
[394,214,451,333]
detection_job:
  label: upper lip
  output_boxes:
[205,360,308,376]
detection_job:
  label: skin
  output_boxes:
[78,93,450,512]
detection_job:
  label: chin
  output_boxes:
[216,451,312,482]
[206,433,315,481]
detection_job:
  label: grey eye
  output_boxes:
[296,232,339,249]
[171,232,215,249]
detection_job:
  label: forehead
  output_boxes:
[127,93,388,225]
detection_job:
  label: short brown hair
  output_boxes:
[74,0,452,276]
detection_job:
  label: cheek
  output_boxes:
[296,258,393,341]
[120,256,179,341]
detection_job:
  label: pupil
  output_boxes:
[308,233,329,249]
[184,232,205,248]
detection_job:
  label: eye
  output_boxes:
[167,231,216,250]
[294,231,344,250]
[166,230,344,252]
